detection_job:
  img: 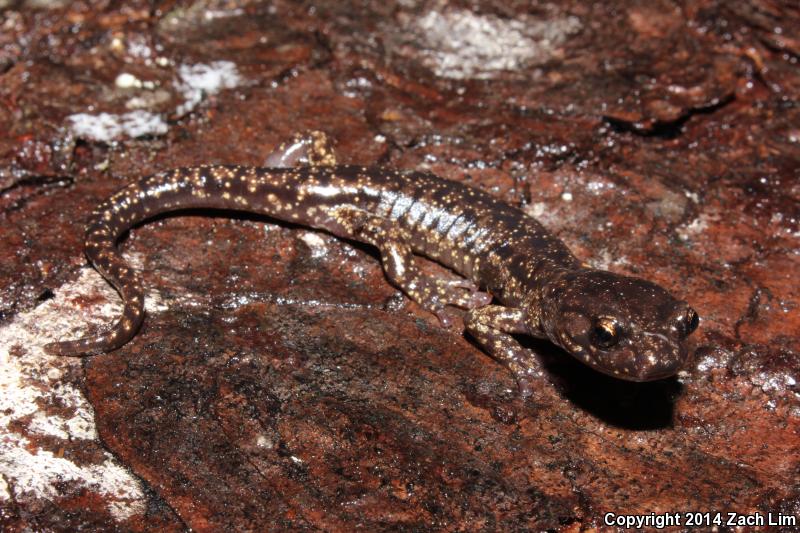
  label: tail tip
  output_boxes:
[42,339,92,357]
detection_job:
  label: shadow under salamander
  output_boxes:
[519,336,682,430]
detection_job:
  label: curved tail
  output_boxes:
[41,167,192,356]
[44,220,146,356]
[43,164,303,356]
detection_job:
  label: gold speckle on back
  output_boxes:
[44,132,698,396]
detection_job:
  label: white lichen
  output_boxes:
[0,268,148,520]
[67,111,168,143]
[67,60,243,141]
[0,254,205,520]
[406,8,582,79]
[175,60,243,116]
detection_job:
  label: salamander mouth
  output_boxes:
[555,328,685,381]
[567,345,685,382]
[584,361,679,382]
[621,367,680,382]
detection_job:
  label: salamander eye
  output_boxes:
[591,317,620,349]
[682,307,699,336]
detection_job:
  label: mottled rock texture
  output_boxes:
[1,1,798,531]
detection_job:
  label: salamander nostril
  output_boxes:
[685,308,699,335]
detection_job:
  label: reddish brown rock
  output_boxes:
[1,1,798,531]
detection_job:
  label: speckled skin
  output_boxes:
[45,133,698,396]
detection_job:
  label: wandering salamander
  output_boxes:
[45,132,699,396]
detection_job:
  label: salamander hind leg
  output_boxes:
[356,216,492,327]
[465,306,543,398]
[263,131,338,168]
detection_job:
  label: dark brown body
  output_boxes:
[46,136,698,396]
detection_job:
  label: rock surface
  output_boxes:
[1,1,798,531]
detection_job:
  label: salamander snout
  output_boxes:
[540,269,698,381]
[625,330,689,381]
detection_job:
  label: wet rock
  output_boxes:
[1,0,798,530]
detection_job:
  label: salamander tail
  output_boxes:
[44,219,146,356]
[43,311,144,356]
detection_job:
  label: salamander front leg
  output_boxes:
[357,218,492,326]
[465,306,543,398]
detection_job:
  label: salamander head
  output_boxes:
[538,269,698,381]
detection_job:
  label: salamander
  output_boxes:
[45,132,699,396]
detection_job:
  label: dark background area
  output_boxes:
[1,1,798,531]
